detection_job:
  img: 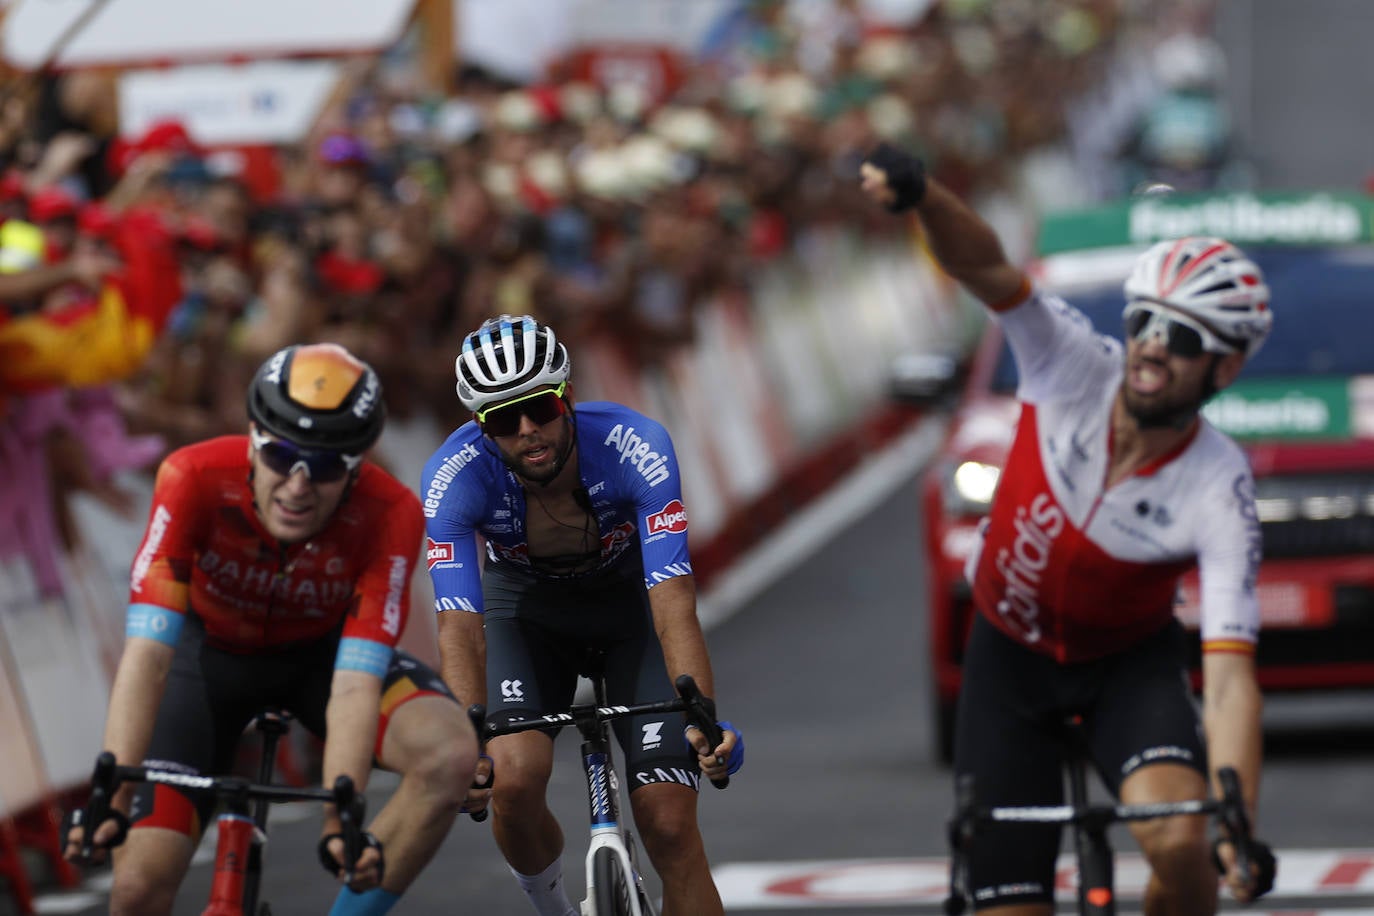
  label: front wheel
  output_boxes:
[592,846,634,916]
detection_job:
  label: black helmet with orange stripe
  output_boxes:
[246,343,385,454]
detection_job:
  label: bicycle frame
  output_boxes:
[472,672,725,916]
[574,683,656,916]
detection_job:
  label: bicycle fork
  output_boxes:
[580,739,653,916]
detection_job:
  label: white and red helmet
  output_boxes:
[1123,237,1272,357]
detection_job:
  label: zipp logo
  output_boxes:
[426,538,454,570]
[645,500,688,536]
[641,721,663,750]
[501,679,524,701]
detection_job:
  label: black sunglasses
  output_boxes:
[251,429,359,482]
[477,385,567,437]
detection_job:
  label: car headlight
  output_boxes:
[942,460,1001,516]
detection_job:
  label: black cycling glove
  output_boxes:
[863,143,928,213]
[1212,836,1277,899]
[319,830,385,885]
[63,805,130,857]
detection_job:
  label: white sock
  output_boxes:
[511,859,579,916]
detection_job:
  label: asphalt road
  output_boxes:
[39,461,1374,914]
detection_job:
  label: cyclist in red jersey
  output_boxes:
[63,343,479,916]
[860,145,1275,914]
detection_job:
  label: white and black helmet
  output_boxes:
[455,314,571,412]
[1123,236,1273,358]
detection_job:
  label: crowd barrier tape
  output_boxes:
[0,227,969,905]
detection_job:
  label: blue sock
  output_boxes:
[329,887,400,915]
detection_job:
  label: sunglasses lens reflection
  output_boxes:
[1126,308,1206,358]
[481,392,565,436]
[258,441,350,482]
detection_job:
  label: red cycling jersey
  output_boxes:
[128,436,421,653]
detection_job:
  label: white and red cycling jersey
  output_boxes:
[965,287,1262,663]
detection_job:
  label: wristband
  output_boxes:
[864,142,927,212]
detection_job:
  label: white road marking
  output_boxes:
[715,849,1374,909]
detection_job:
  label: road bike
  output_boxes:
[943,719,1272,916]
[468,668,728,916]
[73,710,368,916]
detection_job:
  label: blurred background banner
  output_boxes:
[1,0,418,70]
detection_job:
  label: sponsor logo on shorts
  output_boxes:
[634,767,700,790]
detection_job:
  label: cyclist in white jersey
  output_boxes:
[860,144,1275,913]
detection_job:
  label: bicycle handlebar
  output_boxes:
[943,765,1264,915]
[466,674,730,793]
[77,751,367,869]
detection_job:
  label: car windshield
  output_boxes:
[990,244,1374,393]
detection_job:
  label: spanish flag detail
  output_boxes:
[0,282,157,391]
[0,206,181,393]
[1202,638,1256,656]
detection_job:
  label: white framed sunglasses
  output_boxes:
[1122,301,1238,358]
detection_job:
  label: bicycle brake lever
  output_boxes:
[333,775,365,881]
[465,704,492,822]
[674,675,729,789]
[80,751,118,860]
[1214,767,1254,880]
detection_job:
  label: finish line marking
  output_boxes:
[715,849,1374,909]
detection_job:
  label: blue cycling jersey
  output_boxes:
[420,402,693,614]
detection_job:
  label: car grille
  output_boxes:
[1257,473,1374,558]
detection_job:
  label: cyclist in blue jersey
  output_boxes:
[422,314,743,916]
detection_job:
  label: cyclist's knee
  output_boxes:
[110,855,182,916]
[403,736,474,808]
[1136,819,1210,876]
[490,752,553,812]
[632,795,702,860]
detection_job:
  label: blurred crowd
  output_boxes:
[0,0,1230,597]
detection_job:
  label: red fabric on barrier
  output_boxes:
[0,817,37,915]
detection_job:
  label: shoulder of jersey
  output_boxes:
[356,461,422,507]
[575,400,657,433]
[167,435,249,473]
[1194,418,1252,468]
